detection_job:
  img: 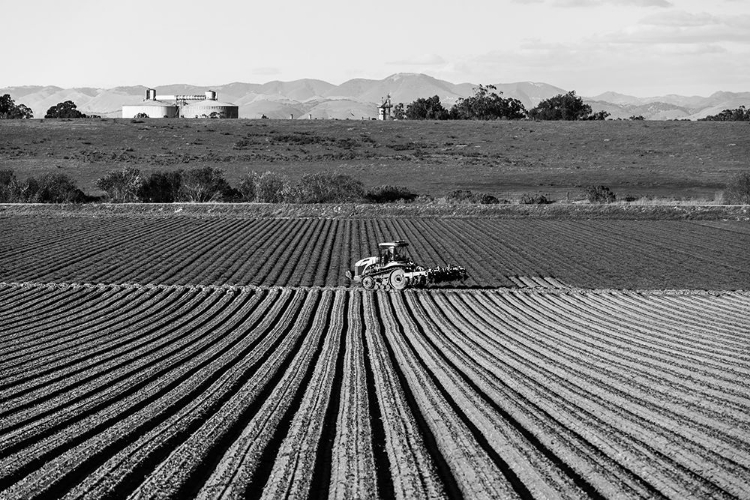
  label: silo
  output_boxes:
[181,91,238,119]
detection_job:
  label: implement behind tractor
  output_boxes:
[345,241,467,291]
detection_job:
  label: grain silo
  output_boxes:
[122,89,179,118]
[181,91,239,119]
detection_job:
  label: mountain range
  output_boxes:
[2,73,748,120]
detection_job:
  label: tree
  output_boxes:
[405,95,449,120]
[586,110,610,121]
[393,102,405,120]
[96,167,143,202]
[699,106,750,122]
[0,94,33,119]
[529,91,593,120]
[45,100,87,119]
[450,84,526,120]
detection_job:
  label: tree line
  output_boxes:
[394,86,609,121]
[699,106,749,121]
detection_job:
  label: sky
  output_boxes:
[3,0,749,97]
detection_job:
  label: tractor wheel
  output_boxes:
[390,268,407,291]
[362,276,374,290]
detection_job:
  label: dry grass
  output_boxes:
[1,119,748,200]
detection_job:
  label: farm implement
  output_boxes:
[345,240,467,290]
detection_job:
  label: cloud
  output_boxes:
[640,11,721,27]
[386,54,446,66]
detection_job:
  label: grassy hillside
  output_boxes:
[1,118,747,200]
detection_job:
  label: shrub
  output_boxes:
[96,166,143,202]
[445,189,504,204]
[476,193,502,205]
[0,169,19,202]
[724,171,750,204]
[584,185,616,203]
[286,173,364,203]
[30,173,85,203]
[178,166,232,202]
[520,193,553,204]
[237,173,256,201]
[365,185,418,203]
[138,171,183,202]
[254,171,289,203]
[446,190,475,203]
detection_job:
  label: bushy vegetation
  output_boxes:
[585,185,617,203]
[0,170,85,203]
[699,106,749,122]
[529,91,609,121]
[138,172,182,203]
[95,167,234,203]
[446,190,504,204]
[287,173,365,203]
[44,101,87,119]
[520,193,553,204]
[251,171,289,203]
[406,96,450,120]
[365,185,419,203]
[179,167,235,202]
[96,167,143,202]
[724,171,750,204]
[0,94,33,119]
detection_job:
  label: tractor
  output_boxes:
[345,240,467,291]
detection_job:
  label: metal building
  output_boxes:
[121,89,238,119]
[181,91,239,119]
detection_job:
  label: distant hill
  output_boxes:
[1,74,747,120]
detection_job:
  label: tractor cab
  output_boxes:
[379,241,411,266]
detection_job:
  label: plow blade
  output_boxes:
[425,265,468,284]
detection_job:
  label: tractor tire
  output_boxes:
[362,276,374,290]
[390,268,407,291]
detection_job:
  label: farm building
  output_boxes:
[122,97,179,119]
[122,89,238,119]
[181,91,239,119]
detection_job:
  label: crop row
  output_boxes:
[1,284,749,499]
[2,217,750,289]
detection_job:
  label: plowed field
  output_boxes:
[2,216,749,289]
[2,213,750,499]
[1,284,748,499]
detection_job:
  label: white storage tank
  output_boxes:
[181,91,238,119]
[122,100,179,119]
[122,89,178,118]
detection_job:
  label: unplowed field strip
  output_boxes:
[2,217,749,289]
[1,283,748,499]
